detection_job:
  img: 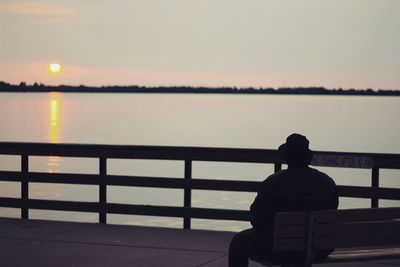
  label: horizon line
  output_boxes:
[1,80,399,92]
[1,81,400,96]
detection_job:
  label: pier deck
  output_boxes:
[0,217,398,267]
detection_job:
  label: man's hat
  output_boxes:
[278,134,313,164]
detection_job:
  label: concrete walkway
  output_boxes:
[0,218,398,267]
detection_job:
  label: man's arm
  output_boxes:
[329,177,339,209]
[250,175,277,231]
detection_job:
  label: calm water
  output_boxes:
[0,93,399,231]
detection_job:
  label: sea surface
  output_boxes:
[0,93,399,231]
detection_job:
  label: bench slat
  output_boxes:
[274,233,400,251]
[326,247,400,262]
[255,247,400,266]
[274,207,400,225]
[274,220,400,238]
[317,207,400,223]
[317,234,400,249]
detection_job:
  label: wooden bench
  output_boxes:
[255,207,400,267]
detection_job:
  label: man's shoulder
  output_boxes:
[308,166,330,175]
[308,167,337,184]
[260,170,291,187]
[308,167,329,176]
[264,169,287,180]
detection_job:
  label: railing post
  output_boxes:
[274,163,282,173]
[21,154,29,219]
[184,160,192,229]
[371,167,379,208]
[99,157,107,223]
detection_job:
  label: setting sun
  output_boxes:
[48,63,62,75]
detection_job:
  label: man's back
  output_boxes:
[250,167,338,235]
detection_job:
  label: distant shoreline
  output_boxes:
[1,81,399,96]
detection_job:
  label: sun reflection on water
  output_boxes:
[48,94,61,172]
[49,96,60,143]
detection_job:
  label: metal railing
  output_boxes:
[0,142,399,229]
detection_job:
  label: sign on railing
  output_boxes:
[311,154,373,169]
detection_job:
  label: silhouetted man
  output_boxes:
[229,134,338,267]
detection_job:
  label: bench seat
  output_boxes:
[254,207,400,267]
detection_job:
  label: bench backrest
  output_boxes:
[273,207,400,252]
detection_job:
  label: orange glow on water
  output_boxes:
[48,94,61,172]
[49,96,60,143]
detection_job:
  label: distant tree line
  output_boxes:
[0,81,399,96]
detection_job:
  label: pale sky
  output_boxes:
[1,0,399,89]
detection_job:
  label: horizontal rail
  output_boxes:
[0,171,261,192]
[1,142,400,168]
[0,197,250,221]
[0,142,280,163]
[0,171,399,200]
